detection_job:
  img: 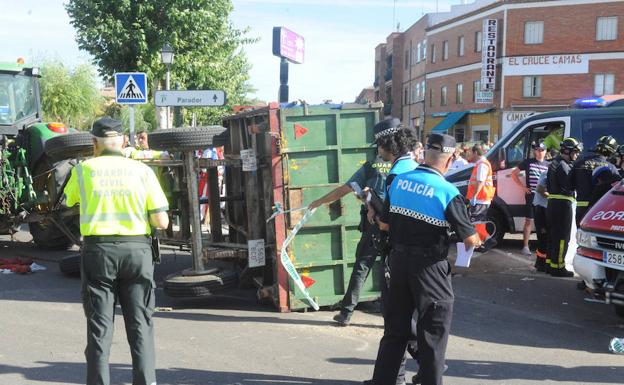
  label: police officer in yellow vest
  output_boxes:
[64,117,169,385]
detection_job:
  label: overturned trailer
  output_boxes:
[149,102,384,311]
[221,102,385,311]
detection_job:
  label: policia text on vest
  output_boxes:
[64,117,169,385]
[369,133,480,385]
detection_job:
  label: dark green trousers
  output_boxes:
[81,241,156,385]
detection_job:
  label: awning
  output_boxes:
[431,111,468,133]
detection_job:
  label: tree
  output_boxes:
[66,0,256,126]
[39,61,103,130]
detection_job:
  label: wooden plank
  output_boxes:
[207,166,223,242]
[258,131,277,286]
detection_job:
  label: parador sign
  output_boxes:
[481,19,498,91]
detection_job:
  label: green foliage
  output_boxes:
[39,61,103,130]
[66,0,256,126]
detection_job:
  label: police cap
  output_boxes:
[373,117,402,142]
[91,117,123,138]
[427,133,456,153]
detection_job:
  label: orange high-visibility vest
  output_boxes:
[467,158,496,202]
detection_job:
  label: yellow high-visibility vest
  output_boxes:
[64,154,169,236]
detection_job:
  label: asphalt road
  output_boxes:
[1,232,623,385]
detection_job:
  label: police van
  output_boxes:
[445,104,624,244]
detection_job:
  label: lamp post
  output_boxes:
[160,43,174,129]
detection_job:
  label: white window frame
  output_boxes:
[596,16,617,41]
[421,80,425,101]
[594,73,615,96]
[458,36,465,57]
[523,76,542,98]
[417,43,421,63]
[442,41,449,60]
[475,31,482,52]
[441,86,448,106]
[473,80,481,101]
[524,21,544,44]
[422,40,427,61]
[456,83,463,104]
[431,44,437,63]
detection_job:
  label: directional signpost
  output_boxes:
[155,90,226,107]
[115,72,147,146]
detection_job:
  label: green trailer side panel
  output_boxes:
[280,105,382,310]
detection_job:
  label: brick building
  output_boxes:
[373,0,624,143]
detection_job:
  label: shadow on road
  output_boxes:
[445,358,624,383]
[0,362,361,385]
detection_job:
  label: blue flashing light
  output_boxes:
[574,97,605,108]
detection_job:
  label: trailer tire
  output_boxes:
[148,126,228,152]
[163,267,238,298]
[59,254,81,276]
[44,132,94,161]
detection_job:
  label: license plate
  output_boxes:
[603,251,624,267]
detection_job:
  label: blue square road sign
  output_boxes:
[115,72,147,104]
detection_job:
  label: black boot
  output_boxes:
[549,268,574,277]
[534,258,546,272]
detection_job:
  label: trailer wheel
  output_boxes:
[59,254,81,276]
[148,126,228,152]
[44,132,94,161]
[163,266,238,298]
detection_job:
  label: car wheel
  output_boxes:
[148,126,228,152]
[163,265,238,298]
[44,132,94,161]
[487,207,506,247]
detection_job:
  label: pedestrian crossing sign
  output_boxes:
[115,72,147,104]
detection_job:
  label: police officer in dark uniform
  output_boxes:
[569,135,619,225]
[546,137,582,277]
[309,117,416,329]
[367,133,480,385]
[64,117,169,385]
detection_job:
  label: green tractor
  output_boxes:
[0,61,93,250]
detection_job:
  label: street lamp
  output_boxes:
[161,43,174,128]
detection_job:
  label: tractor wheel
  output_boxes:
[29,218,79,250]
[44,132,94,161]
[148,126,228,152]
[163,264,238,298]
[59,254,81,276]
[30,157,81,250]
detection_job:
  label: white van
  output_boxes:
[446,106,624,244]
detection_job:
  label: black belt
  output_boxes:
[393,243,447,262]
[84,235,151,244]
